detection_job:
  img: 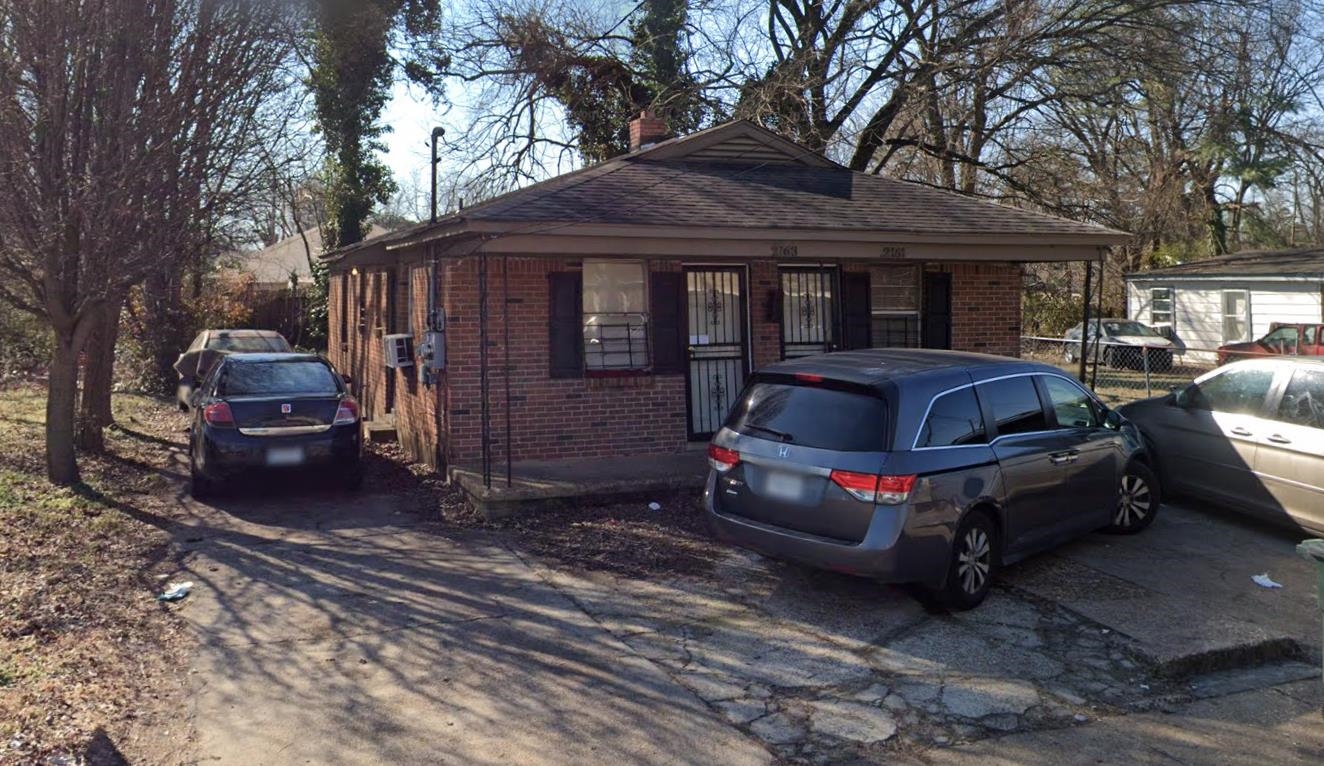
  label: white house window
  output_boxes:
[1151,287,1173,326]
[583,260,649,370]
[871,265,920,347]
[1222,290,1250,343]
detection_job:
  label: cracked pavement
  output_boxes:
[169,485,1324,765]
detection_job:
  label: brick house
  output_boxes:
[324,117,1128,476]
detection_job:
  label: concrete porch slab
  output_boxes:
[451,450,709,518]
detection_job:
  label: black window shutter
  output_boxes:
[842,272,872,350]
[548,272,584,378]
[649,272,686,374]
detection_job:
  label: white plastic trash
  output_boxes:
[1251,573,1283,589]
[647,502,662,511]
[158,581,194,601]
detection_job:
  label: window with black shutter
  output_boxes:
[649,272,685,373]
[548,272,584,378]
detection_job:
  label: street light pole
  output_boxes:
[430,126,446,224]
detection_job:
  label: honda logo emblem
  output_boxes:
[280,403,292,414]
[778,445,790,458]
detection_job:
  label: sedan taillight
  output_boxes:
[202,402,235,428]
[333,397,359,426]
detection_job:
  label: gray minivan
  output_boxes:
[704,349,1158,609]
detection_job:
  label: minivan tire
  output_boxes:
[936,510,1000,611]
[1104,461,1160,534]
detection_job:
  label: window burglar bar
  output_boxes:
[584,313,650,370]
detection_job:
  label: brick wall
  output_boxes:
[946,261,1022,357]
[328,261,445,469]
[440,256,691,466]
[329,254,1024,470]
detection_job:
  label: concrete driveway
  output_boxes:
[169,488,770,766]
[167,483,1324,766]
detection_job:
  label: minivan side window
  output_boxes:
[977,376,1049,437]
[916,387,986,448]
[1191,367,1275,415]
[1042,376,1101,428]
[1274,368,1324,429]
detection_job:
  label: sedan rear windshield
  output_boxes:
[724,380,888,452]
[219,361,339,397]
[209,334,289,352]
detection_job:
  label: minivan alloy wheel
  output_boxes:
[1115,474,1152,528]
[957,528,992,595]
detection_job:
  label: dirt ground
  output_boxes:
[0,385,190,766]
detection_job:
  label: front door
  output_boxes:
[780,267,838,358]
[922,271,952,349]
[685,267,748,440]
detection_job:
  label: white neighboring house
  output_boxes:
[238,225,391,291]
[1126,248,1324,363]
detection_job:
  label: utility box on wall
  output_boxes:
[418,330,446,370]
[383,333,415,368]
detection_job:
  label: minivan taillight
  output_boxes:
[707,444,740,472]
[333,397,359,426]
[830,471,916,505]
[202,402,235,428]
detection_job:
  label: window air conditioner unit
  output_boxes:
[382,333,414,368]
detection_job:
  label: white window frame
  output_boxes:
[1150,287,1173,327]
[870,264,921,348]
[1222,289,1251,343]
[582,259,650,371]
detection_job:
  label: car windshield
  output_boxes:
[208,334,289,352]
[1101,321,1157,337]
[218,361,338,397]
[725,380,888,451]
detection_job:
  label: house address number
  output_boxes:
[879,246,907,259]
[771,243,798,258]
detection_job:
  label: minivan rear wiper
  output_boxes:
[744,424,793,442]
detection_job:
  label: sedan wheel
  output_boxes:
[1105,462,1160,534]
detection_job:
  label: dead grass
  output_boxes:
[0,384,188,765]
[375,445,730,581]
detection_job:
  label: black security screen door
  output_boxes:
[780,267,838,358]
[685,267,748,440]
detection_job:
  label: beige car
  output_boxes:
[1118,358,1324,534]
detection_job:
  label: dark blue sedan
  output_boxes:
[188,353,362,498]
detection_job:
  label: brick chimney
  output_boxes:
[629,110,669,152]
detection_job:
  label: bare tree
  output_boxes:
[0,0,296,481]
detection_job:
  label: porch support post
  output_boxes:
[1078,259,1092,384]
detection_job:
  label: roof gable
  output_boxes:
[633,120,838,168]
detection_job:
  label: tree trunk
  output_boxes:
[47,336,82,485]
[75,294,123,453]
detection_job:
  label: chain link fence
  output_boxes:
[1021,336,1219,406]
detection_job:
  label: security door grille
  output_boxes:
[780,267,838,358]
[685,268,748,440]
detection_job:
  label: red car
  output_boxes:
[1217,323,1324,365]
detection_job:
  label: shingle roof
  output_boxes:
[328,120,1128,259]
[1126,248,1324,279]
[465,159,1125,238]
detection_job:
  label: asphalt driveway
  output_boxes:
[165,481,1324,766]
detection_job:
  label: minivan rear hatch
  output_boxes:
[711,373,893,544]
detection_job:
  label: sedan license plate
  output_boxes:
[764,471,805,501]
[266,446,305,467]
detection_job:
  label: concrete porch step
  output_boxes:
[363,414,397,444]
